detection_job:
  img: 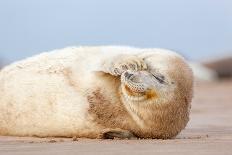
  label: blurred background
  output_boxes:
[0,0,231,80]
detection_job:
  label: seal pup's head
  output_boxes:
[120,49,193,139]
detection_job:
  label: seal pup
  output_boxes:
[0,46,193,139]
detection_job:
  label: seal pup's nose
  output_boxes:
[125,71,134,79]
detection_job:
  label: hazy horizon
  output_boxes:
[0,0,231,64]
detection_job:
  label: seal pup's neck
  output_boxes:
[120,85,158,129]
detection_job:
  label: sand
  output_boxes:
[0,80,232,155]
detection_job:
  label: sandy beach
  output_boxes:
[0,80,231,155]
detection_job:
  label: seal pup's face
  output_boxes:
[120,51,193,106]
[120,53,178,105]
[121,69,175,104]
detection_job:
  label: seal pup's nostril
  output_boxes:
[125,72,129,77]
[128,73,133,79]
[125,72,134,79]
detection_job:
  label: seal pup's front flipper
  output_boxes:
[93,54,147,76]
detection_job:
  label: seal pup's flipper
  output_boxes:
[93,54,147,76]
[100,129,137,139]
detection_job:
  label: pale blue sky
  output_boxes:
[0,0,231,64]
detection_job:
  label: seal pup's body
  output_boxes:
[0,46,193,139]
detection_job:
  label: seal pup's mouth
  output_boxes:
[121,71,158,101]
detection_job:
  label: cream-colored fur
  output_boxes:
[0,46,193,139]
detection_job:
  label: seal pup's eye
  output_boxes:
[151,73,167,84]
